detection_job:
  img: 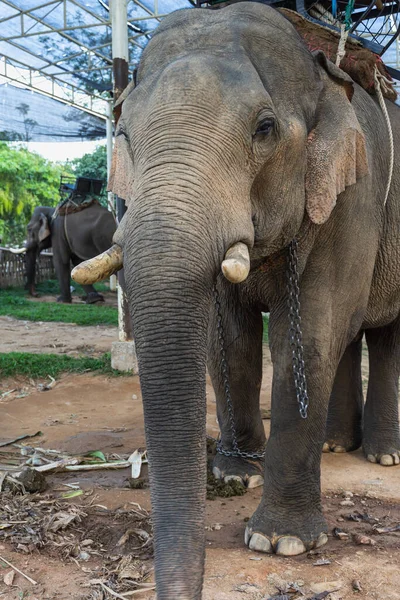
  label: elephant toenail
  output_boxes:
[333,445,346,453]
[315,533,328,548]
[212,467,222,479]
[224,475,243,484]
[380,454,395,466]
[275,536,306,556]
[393,454,400,465]
[247,475,264,489]
[367,454,377,463]
[322,443,330,453]
[248,533,272,553]
[244,526,252,546]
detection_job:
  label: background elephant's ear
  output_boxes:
[305,52,369,225]
[38,213,51,242]
[107,131,135,205]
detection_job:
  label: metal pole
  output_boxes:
[110,0,132,342]
[106,99,117,292]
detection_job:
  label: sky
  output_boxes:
[26,140,106,163]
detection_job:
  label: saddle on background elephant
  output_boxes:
[72,3,400,598]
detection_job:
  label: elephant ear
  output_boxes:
[305,51,369,225]
[38,213,51,242]
[107,78,136,205]
[107,131,135,205]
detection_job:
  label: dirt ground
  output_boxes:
[0,316,117,357]
[0,320,399,599]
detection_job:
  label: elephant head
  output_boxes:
[72,4,369,597]
[25,206,54,295]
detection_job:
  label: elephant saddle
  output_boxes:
[55,196,100,217]
[280,8,397,102]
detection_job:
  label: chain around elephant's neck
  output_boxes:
[214,239,309,461]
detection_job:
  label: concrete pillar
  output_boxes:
[110,0,137,373]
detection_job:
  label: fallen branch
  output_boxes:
[0,555,37,585]
[64,461,131,472]
[0,432,42,448]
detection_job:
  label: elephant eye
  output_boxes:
[254,118,274,136]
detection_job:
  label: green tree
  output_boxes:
[71,144,108,205]
[0,142,67,245]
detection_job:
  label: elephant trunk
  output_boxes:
[123,201,216,599]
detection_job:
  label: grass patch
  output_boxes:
[0,352,122,379]
[0,281,117,326]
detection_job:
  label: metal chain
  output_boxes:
[213,286,265,460]
[214,238,309,460]
[287,239,309,419]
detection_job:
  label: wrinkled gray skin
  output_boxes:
[26,204,116,302]
[110,4,400,598]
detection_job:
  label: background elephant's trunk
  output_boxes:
[123,195,219,599]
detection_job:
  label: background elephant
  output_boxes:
[73,3,400,598]
[26,203,116,302]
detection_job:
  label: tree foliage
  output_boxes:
[71,144,108,204]
[0,142,67,245]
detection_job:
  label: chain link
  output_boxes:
[287,239,309,419]
[213,286,265,460]
[214,238,309,461]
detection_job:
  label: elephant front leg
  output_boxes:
[363,320,400,466]
[245,316,335,556]
[54,260,72,303]
[207,282,266,489]
[323,335,364,454]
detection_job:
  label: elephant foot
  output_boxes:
[212,453,264,489]
[85,292,104,304]
[245,506,328,556]
[57,295,72,303]
[322,438,361,454]
[365,450,400,466]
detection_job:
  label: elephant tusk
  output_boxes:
[221,242,250,284]
[7,247,26,254]
[71,244,123,285]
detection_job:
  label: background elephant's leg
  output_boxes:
[363,320,400,466]
[207,286,265,488]
[323,335,364,453]
[54,255,72,303]
[71,256,104,304]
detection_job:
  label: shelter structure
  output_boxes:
[1,0,399,368]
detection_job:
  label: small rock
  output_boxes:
[343,491,354,498]
[78,551,90,561]
[353,534,376,546]
[310,580,343,594]
[333,527,349,540]
[132,394,138,400]
[340,500,355,507]
[16,467,48,493]
[3,570,15,586]
[352,579,362,592]
[81,539,94,546]
[337,517,344,522]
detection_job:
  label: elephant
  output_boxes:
[71,3,400,598]
[25,203,116,303]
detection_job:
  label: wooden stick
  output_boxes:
[65,461,130,471]
[0,555,37,585]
